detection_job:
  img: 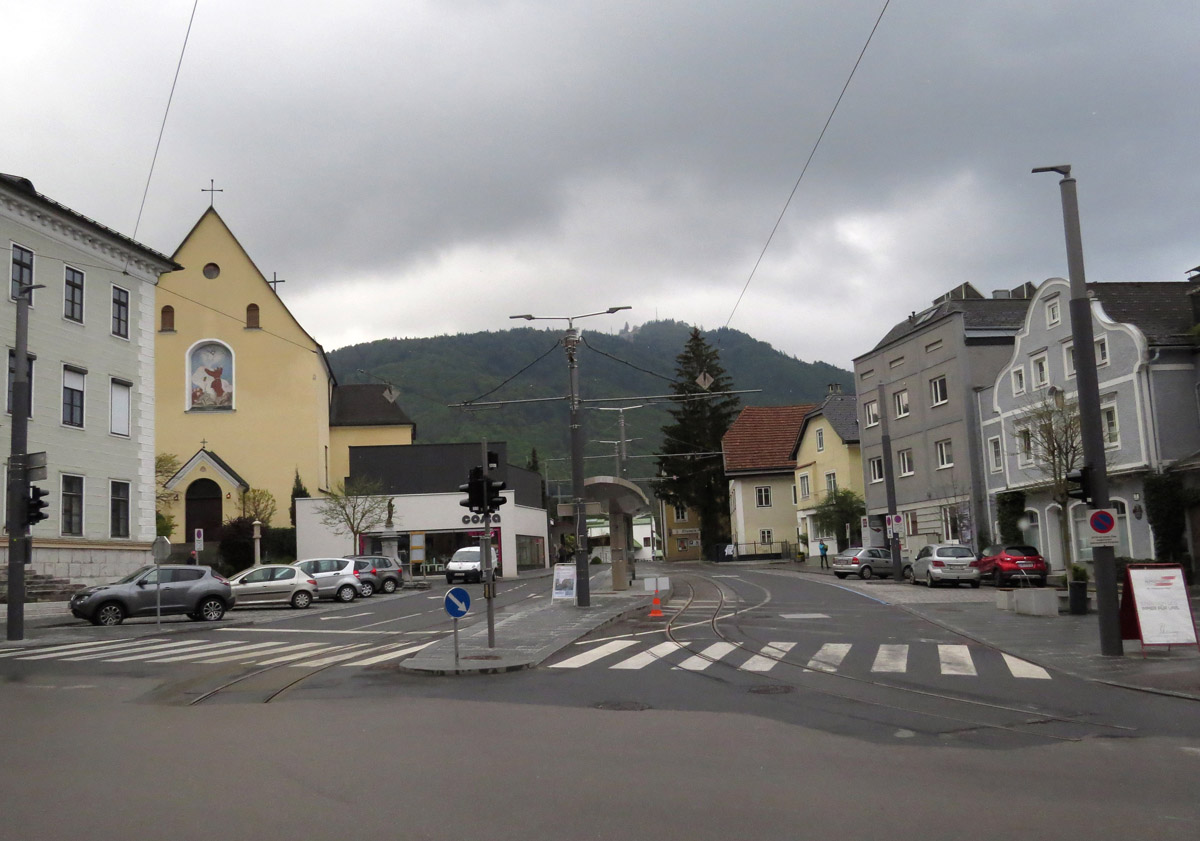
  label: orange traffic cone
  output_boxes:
[648,588,664,619]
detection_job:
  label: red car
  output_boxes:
[978,544,1048,586]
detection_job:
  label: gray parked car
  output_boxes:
[228,564,319,609]
[69,565,234,626]
[909,544,981,588]
[292,558,366,602]
[345,555,405,594]
[831,547,897,580]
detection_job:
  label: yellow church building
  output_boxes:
[155,208,414,550]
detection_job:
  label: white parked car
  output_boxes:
[445,546,500,584]
[909,544,981,588]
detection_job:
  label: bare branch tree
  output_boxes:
[155,453,181,507]
[1012,389,1086,568]
[316,479,392,549]
[239,488,278,526]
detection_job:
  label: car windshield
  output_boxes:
[452,548,480,562]
[113,566,155,584]
[942,547,975,558]
[1007,546,1040,557]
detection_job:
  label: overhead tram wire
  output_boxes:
[578,335,675,384]
[721,0,892,332]
[460,338,566,406]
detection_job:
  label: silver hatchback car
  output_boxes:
[909,544,981,588]
[229,564,319,609]
[292,558,366,602]
[831,547,897,580]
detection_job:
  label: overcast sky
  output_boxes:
[7,1,1199,371]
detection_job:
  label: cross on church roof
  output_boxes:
[202,179,223,208]
[269,272,287,292]
[200,439,208,450]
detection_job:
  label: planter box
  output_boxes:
[1015,588,1059,617]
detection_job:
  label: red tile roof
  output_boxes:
[722,404,816,475]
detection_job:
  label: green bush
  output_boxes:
[1070,563,1089,583]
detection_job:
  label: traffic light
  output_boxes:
[459,467,486,514]
[25,484,50,527]
[486,478,507,513]
[1066,465,1092,504]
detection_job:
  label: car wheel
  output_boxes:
[926,572,936,588]
[970,580,981,589]
[337,585,357,603]
[198,597,226,621]
[834,572,847,579]
[859,566,873,580]
[904,566,916,584]
[381,578,397,594]
[446,573,455,584]
[291,591,313,609]
[92,602,125,626]
[359,582,375,598]
[994,570,1005,587]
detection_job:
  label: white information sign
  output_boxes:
[889,514,905,537]
[1126,567,1198,646]
[1086,509,1120,547]
[551,563,577,604]
[194,528,204,552]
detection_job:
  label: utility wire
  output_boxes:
[132,0,201,240]
[463,339,565,405]
[578,335,675,383]
[723,0,891,330]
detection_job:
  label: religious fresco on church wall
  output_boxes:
[189,341,234,410]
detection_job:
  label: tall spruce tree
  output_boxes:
[653,327,740,553]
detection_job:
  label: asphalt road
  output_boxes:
[2,568,1198,840]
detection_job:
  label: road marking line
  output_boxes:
[938,644,976,676]
[56,639,183,661]
[320,612,372,620]
[807,643,852,673]
[288,644,375,667]
[678,642,737,671]
[780,613,830,620]
[550,640,638,668]
[255,644,358,665]
[2,638,136,659]
[610,641,682,670]
[339,640,437,666]
[199,642,316,663]
[872,644,909,673]
[1001,653,1051,679]
[141,641,252,662]
[100,640,214,662]
[217,628,407,635]
[741,642,796,672]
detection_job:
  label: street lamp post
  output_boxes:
[1033,165,1122,656]
[252,520,262,566]
[510,307,631,607]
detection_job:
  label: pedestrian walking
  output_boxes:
[188,550,198,565]
[818,540,829,569]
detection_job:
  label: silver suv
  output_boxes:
[69,565,234,626]
[909,544,982,588]
[293,558,366,602]
[345,555,405,594]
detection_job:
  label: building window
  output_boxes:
[1102,405,1119,446]
[1046,298,1061,327]
[859,368,875,380]
[1032,353,1049,388]
[1021,510,1041,551]
[889,356,905,369]
[246,303,260,329]
[64,267,84,323]
[925,339,943,353]
[62,367,85,428]
[1016,429,1033,465]
[864,400,879,427]
[869,457,884,483]
[824,472,838,494]
[759,529,773,545]
[10,243,33,302]
[988,436,1003,472]
[816,428,824,452]
[903,510,920,538]
[942,505,961,541]
[1064,342,1076,378]
[898,448,914,476]
[791,484,797,505]
[111,285,129,338]
[935,439,954,469]
[1095,337,1109,366]
[755,486,772,508]
[673,504,687,522]
[893,389,910,418]
[110,481,130,538]
[929,375,948,406]
[110,379,131,437]
[62,475,84,536]
[160,305,175,331]
[7,350,34,417]
[798,474,811,500]
[1012,367,1026,396]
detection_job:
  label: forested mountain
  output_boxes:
[327,321,852,484]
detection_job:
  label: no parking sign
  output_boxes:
[1086,509,1119,547]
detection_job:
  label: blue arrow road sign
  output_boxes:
[444,587,471,618]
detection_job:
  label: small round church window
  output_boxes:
[202,263,221,279]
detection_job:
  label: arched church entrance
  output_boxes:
[185,478,223,544]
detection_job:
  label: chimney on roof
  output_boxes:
[991,289,1012,299]
[827,383,842,396]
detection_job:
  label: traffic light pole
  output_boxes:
[6,284,33,641]
[480,440,496,649]
[566,328,590,607]
[1035,165,1122,656]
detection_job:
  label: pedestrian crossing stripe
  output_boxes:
[0,637,438,670]
[550,640,1052,679]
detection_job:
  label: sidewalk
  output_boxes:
[776,561,1200,702]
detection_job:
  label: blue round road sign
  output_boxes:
[1089,510,1115,534]
[444,587,471,618]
